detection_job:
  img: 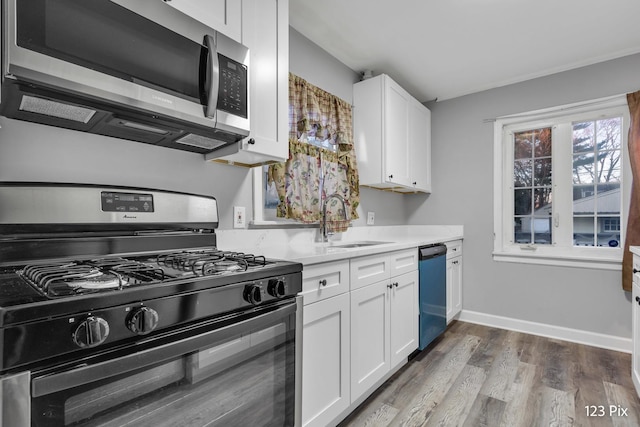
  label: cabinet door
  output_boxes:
[409,98,431,192]
[240,0,289,163]
[302,293,351,427]
[164,0,242,42]
[212,0,289,166]
[383,77,411,187]
[446,256,462,323]
[390,270,418,368]
[350,281,390,402]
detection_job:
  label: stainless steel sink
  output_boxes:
[329,240,391,248]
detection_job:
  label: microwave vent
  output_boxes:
[19,95,97,123]
[176,134,227,150]
[118,119,169,135]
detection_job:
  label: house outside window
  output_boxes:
[493,96,630,269]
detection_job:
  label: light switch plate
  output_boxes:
[233,206,246,229]
[367,211,375,225]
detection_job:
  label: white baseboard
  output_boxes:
[457,310,632,354]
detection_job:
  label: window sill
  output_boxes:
[493,249,622,270]
[249,220,318,229]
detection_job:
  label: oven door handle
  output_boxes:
[31,301,296,398]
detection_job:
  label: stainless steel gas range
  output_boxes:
[0,183,302,427]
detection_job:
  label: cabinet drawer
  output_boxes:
[389,249,418,276]
[301,260,350,305]
[445,240,463,259]
[350,253,390,290]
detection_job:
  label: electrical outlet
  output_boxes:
[233,206,246,229]
[367,211,375,225]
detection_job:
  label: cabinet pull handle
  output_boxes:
[387,284,393,289]
[319,279,327,287]
[634,268,639,274]
[247,138,256,145]
[636,296,640,304]
[413,182,417,186]
[389,174,393,179]
[394,282,399,288]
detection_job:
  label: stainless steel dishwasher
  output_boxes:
[418,244,447,350]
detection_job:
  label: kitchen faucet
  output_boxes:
[320,193,349,242]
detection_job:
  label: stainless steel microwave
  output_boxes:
[0,0,250,155]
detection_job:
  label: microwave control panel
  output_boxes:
[217,54,248,119]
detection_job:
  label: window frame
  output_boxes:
[493,96,630,270]
[251,166,305,227]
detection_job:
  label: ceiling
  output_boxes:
[289,0,640,102]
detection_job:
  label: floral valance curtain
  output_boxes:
[268,74,359,232]
[623,90,640,291]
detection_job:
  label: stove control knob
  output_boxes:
[72,316,110,348]
[244,284,263,305]
[267,279,287,298]
[126,306,159,335]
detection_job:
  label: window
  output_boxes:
[493,96,630,269]
[253,74,359,227]
[603,218,621,232]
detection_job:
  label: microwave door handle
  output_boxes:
[204,34,219,119]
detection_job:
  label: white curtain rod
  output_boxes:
[483,93,628,124]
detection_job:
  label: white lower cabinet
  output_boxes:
[632,254,640,397]
[350,280,390,399]
[350,270,418,400]
[301,261,350,427]
[390,271,419,367]
[350,258,418,404]
[445,240,463,323]
[302,249,419,425]
[302,293,350,427]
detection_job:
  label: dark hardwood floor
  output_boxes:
[339,321,640,427]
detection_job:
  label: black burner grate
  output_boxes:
[156,249,269,276]
[19,258,166,297]
[16,249,271,298]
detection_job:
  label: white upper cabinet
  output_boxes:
[408,98,431,192]
[164,0,243,42]
[353,74,432,193]
[383,79,412,187]
[208,0,290,167]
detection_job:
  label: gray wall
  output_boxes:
[407,53,640,339]
[0,111,253,230]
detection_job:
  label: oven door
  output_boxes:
[18,298,300,427]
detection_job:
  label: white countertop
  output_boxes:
[216,225,463,265]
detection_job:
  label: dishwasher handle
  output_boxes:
[419,244,447,260]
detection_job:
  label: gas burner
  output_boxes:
[87,258,167,284]
[156,249,269,276]
[19,262,124,297]
[18,258,169,298]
